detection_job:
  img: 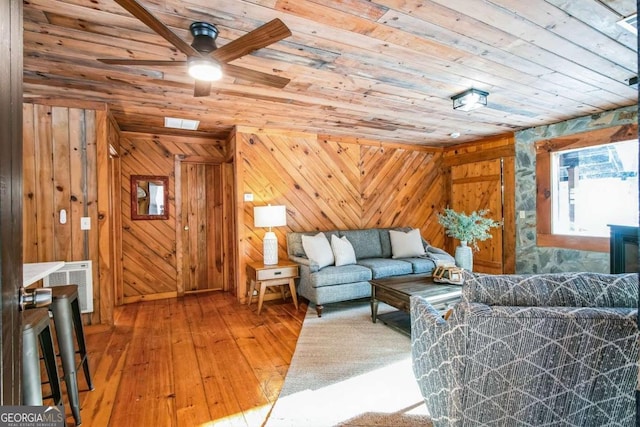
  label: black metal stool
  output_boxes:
[49,285,94,425]
[21,308,62,406]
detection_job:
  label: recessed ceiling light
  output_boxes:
[450,132,461,139]
[164,117,200,130]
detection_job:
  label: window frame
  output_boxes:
[535,124,638,252]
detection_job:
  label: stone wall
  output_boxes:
[515,105,638,273]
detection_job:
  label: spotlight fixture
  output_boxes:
[451,88,488,111]
[187,57,223,82]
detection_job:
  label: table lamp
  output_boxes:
[254,205,287,265]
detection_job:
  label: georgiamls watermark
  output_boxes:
[0,406,64,427]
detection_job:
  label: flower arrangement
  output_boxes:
[437,208,502,250]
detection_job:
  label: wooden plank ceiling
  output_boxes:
[23,0,638,146]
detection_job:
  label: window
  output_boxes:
[551,140,638,237]
[536,124,638,252]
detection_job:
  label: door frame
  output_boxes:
[1,0,24,405]
[449,158,505,273]
[174,155,233,296]
[443,149,516,274]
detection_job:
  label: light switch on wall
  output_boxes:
[81,217,91,230]
[244,193,254,202]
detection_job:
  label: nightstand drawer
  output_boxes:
[257,266,297,280]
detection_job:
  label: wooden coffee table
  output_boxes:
[370,273,462,335]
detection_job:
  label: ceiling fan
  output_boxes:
[98,0,292,97]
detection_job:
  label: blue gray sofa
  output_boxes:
[411,272,639,426]
[287,228,453,316]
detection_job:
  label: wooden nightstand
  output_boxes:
[246,260,299,315]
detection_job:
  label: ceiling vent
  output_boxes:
[164,117,200,130]
[617,13,638,34]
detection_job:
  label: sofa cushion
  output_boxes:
[310,264,373,288]
[379,227,414,258]
[331,235,357,266]
[401,257,437,274]
[357,258,413,279]
[288,230,339,258]
[390,229,426,259]
[302,233,334,269]
[379,229,393,258]
[341,229,383,259]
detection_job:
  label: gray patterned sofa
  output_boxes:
[411,272,639,427]
[287,228,453,316]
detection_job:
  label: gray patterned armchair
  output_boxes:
[411,272,639,427]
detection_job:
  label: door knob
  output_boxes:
[19,287,53,311]
[184,226,189,231]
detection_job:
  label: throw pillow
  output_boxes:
[330,235,357,266]
[301,232,334,269]
[389,228,426,259]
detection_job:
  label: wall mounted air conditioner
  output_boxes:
[43,260,94,313]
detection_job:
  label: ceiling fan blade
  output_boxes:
[212,19,291,64]
[223,64,290,88]
[194,80,211,97]
[98,59,187,66]
[114,0,200,57]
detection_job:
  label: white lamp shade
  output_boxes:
[254,205,287,228]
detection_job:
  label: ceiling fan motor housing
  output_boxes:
[190,22,219,53]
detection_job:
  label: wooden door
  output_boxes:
[1,0,23,404]
[450,159,504,274]
[177,161,225,294]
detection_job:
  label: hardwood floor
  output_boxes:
[61,291,307,426]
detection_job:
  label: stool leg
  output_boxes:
[39,324,62,406]
[52,300,82,425]
[71,298,93,390]
[22,328,43,405]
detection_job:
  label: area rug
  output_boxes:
[265,300,433,427]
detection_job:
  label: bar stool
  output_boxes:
[21,308,62,406]
[49,285,94,426]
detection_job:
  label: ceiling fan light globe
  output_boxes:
[187,58,222,81]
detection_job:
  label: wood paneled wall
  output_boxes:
[119,132,226,303]
[22,101,116,324]
[233,127,445,301]
[23,101,515,315]
[359,144,444,247]
[23,104,98,262]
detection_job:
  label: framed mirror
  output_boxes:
[130,175,169,220]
